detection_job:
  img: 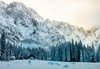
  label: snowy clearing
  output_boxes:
[0,60,100,69]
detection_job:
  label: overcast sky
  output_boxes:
[2,0,100,30]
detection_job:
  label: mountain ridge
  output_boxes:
[0,1,100,49]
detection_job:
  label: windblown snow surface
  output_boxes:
[0,60,100,69]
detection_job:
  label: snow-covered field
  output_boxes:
[0,60,100,69]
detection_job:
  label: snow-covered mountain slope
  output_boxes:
[0,1,65,48]
[0,1,100,49]
[46,19,100,49]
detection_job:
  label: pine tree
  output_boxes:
[13,46,17,59]
[0,39,1,60]
[71,39,74,61]
[51,46,56,61]
[22,48,30,59]
[79,47,83,62]
[91,44,95,62]
[66,42,71,62]
[17,46,23,59]
[1,30,6,61]
[62,43,66,61]
[87,45,91,62]
[5,41,10,61]
[97,45,100,62]
[59,44,63,61]
[74,41,78,62]
[55,44,59,61]
[78,40,83,62]
[10,44,12,57]
[57,45,60,61]
[43,50,47,60]
[83,45,87,62]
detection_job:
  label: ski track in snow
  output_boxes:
[0,60,100,69]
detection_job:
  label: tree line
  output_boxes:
[50,40,100,62]
[0,30,48,61]
[0,30,100,62]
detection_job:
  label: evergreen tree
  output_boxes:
[0,39,1,60]
[22,48,30,59]
[83,45,87,62]
[74,41,78,62]
[91,44,95,62]
[79,47,83,62]
[71,39,74,61]
[43,50,47,60]
[17,46,23,59]
[5,41,10,61]
[51,46,56,61]
[62,43,66,61]
[13,46,18,59]
[55,44,59,61]
[78,40,83,62]
[1,30,6,61]
[66,42,71,62]
[59,44,63,61]
[87,45,91,62]
[9,44,12,56]
[38,47,43,60]
[57,45,61,61]
[97,45,100,62]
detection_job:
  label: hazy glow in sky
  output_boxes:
[2,0,100,30]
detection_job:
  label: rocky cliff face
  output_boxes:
[0,1,100,49]
[0,1,65,49]
[46,19,100,49]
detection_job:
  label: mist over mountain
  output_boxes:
[0,1,100,49]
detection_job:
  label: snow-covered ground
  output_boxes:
[0,60,100,69]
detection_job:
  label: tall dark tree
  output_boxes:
[71,39,74,61]
[66,42,71,62]
[62,43,66,61]
[10,44,12,56]
[1,30,6,61]
[78,40,83,62]
[83,45,87,62]
[86,45,91,62]
[91,44,95,62]
[0,39,1,59]
[51,46,56,61]
[13,46,18,59]
[97,45,100,62]
[59,44,63,61]
[74,41,78,61]
[55,44,59,61]
[5,41,10,61]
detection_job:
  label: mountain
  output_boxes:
[46,19,100,49]
[0,1,100,49]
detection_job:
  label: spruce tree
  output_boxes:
[71,39,74,61]
[78,40,83,62]
[51,46,55,61]
[87,45,91,62]
[1,30,6,61]
[62,43,66,61]
[83,45,87,62]
[66,42,71,62]
[6,41,10,61]
[74,41,78,62]
[91,44,95,62]
[0,39,1,60]
[97,45,100,62]
[55,44,59,61]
